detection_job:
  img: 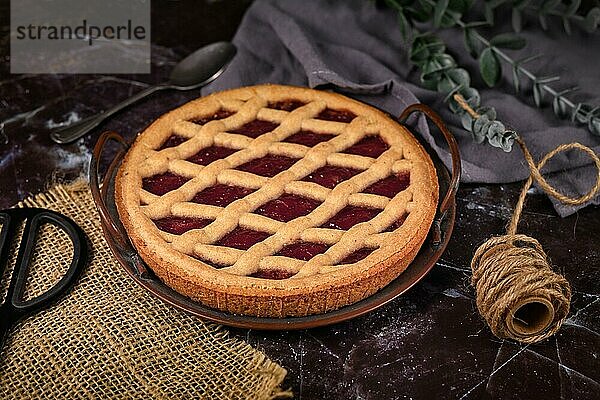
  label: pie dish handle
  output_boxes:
[90,131,131,250]
[398,104,462,248]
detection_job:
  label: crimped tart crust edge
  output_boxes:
[115,84,438,317]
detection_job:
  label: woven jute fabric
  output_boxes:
[0,182,289,399]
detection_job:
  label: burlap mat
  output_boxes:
[0,182,289,399]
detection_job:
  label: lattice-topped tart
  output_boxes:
[116,84,438,317]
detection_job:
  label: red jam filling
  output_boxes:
[187,146,237,165]
[142,173,190,195]
[385,214,408,232]
[153,217,211,235]
[276,242,329,261]
[340,248,377,264]
[255,194,321,222]
[364,172,410,198]
[191,109,233,125]
[302,165,362,189]
[250,269,296,279]
[191,184,255,207]
[229,120,279,138]
[268,100,306,111]
[316,108,356,122]
[284,130,336,147]
[216,228,271,250]
[322,205,381,230]
[343,135,389,158]
[160,134,187,149]
[236,154,299,177]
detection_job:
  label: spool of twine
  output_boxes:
[454,94,600,343]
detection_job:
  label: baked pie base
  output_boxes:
[116,84,438,317]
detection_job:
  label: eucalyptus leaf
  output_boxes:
[571,103,583,123]
[448,97,462,114]
[479,48,501,87]
[533,83,543,106]
[421,60,443,76]
[410,37,443,63]
[487,121,505,140]
[409,45,427,63]
[441,10,462,28]
[575,105,591,124]
[463,28,479,58]
[473,115,490,136]
[460,87,481,108]
[584,8,600,33]
[512,8,522,32]
[461,112,473,130]
[470,121,487,143]
[397,10,411,40]
[537,76,560,84]
[446,67,470,87]
[437,76,458,94]
[563,18,572,35]
[512,65,520,93]
[566,0,581,16]
[539,14,548,30]
[443,85,465,103]
[553,96,570,118]
[589,116,600,135]
[431,53,457,71]
[477,106,497,120]
[411,35,445,60]
[481,120,494,138]
[433,0,449,28]
[490,33,526,50]
[472,122,489,144]
[420,73,441,90]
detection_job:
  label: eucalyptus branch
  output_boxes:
[483,0,600,34]
[409,32,518,151]
[457,18,600,136]
[381,0,600,150]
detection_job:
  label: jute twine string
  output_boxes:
[454,94,600,343]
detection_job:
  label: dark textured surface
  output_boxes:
[0,1,598,399]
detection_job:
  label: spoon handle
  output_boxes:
[50,84,168,144]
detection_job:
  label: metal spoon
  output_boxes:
[51,41,237,144]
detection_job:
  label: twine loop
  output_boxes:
[454,94,600,343]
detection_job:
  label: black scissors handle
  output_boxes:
[0,208,87,351]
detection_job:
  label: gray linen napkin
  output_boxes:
[202,0,600,216]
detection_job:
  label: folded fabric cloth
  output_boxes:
[203,0,600,216]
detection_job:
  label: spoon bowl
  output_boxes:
[169,41,236,88]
